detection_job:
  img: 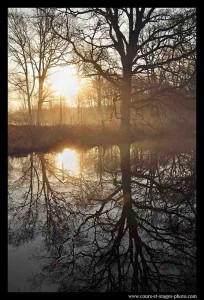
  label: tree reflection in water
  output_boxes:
[8,143,196,292]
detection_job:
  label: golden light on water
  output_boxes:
[56,148,79,175]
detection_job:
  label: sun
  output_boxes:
[49,67,80,105]
[56,148,79,176]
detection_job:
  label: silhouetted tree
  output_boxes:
[8,8,70,125]
[8,9,35,124]
[46,8,196,138]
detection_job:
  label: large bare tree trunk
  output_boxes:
[120,66,132,140]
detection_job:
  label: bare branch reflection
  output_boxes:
[8,144,196,292]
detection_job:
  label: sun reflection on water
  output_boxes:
[56,148,79,176]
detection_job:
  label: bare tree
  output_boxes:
[43,11,196,255]
[46,7,196,138]
[8,8,70,125]
[8,9,35,124]
[30,8,70,124]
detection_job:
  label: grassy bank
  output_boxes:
[8,124,196,155]
[8,124,124,155]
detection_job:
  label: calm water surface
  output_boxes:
[8,142,196,292]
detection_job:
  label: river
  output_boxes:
[8,141,196,292]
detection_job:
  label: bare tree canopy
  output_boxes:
[8,8,70,124]
[43,8,196,135]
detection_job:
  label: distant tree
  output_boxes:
[130,44,196,128]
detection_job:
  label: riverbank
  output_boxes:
[8,124,196,155]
